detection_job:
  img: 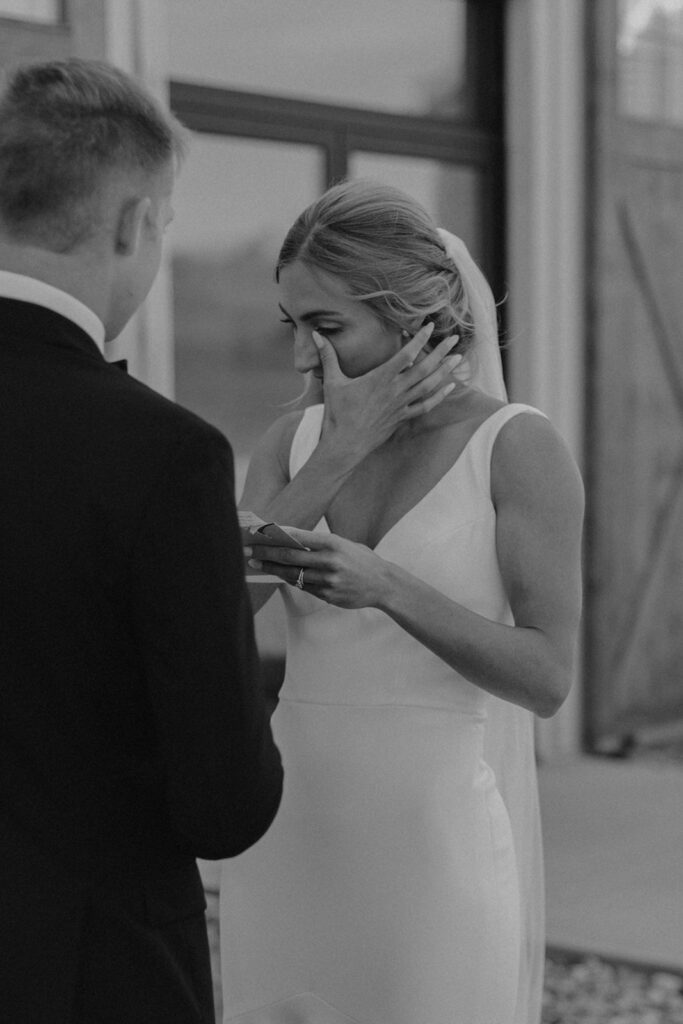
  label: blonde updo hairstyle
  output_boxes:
[276,179,476,361]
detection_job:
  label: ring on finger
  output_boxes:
[295,567,305,589]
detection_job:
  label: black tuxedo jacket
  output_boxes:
[0,299,283,1022]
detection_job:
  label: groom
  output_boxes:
[0,59,283,1022]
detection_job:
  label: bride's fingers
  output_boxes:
[403,381,458,420]
[248,530,330,564]
[400,333,461,387]
[382,322,436,377]
[247,559,325,589]
[247,541,329,568]
[312,331,346,384]
[403,351,463,405]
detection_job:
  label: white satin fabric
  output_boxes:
[221,400,545,1023]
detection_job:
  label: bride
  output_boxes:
[220,179,584,1024]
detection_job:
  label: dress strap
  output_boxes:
[469,403,546,497]
[288,402,546,491]
[289,404,324,479]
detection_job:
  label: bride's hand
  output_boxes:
[247,528,391,610]
[313,324,462,462]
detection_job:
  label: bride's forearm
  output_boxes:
[375,561,571,718]
[252,440,359,530]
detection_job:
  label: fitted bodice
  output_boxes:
[279,403,541,714]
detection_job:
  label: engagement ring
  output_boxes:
[295,568,305,589]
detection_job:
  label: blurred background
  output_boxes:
[2,1,682,1016]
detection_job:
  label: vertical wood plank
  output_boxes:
[585,0,683,748]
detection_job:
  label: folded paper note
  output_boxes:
[239,510,309,583]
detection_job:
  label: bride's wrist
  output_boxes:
[371,559,404,612]
[313,432,368,475]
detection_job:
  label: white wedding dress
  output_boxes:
[220,401,546,1024]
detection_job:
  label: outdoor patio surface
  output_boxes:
[539,755,683,969]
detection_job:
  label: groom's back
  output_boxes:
[1,302,204,875]
[0,300,283,1021]
[0,57,281,1023]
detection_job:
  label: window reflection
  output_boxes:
[350,153,483,261]
[0,0,60,21]
[618,0,683,124]
[168,0,468,118]
[172,136,323,481]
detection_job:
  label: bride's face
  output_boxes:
[278,259,402,379]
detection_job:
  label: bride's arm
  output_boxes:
[242,326,462,529]
[241,328,462,611]
[240,407,354,613]
[248,414,585,717]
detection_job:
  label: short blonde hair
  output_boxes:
[0,58,186,251]
[276,179,476,356]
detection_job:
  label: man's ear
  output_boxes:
[114,195,151,256]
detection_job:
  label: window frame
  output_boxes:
[169,0,505,317]
[0,0,64,25]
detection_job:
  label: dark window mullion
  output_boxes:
[346,125,501,167]
[325,129,348,186]
[466,0,505,131]
[169,81,499,166]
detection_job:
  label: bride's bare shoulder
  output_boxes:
[490,408,584,515]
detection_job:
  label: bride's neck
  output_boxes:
[391,383,476,442]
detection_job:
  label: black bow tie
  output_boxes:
[109,358,128,373]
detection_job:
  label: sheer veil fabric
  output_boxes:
[437,228,545,1024]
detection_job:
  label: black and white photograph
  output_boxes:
[1,3,682,1023]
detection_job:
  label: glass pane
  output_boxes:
[168,0,468,118]
[349,152,484,262]
[173,137,322,662]
[0,0,60,20]
[618,0,683,125]
[172,135,323,488]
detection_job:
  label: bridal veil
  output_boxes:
[437,228,545,1024]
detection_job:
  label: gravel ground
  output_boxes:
[543,949,683,1024]
[544,741,683,1023]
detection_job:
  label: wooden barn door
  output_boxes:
[585,0,683,751]
[0,1,106,72]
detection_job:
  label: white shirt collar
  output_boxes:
[0,270,106,354]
